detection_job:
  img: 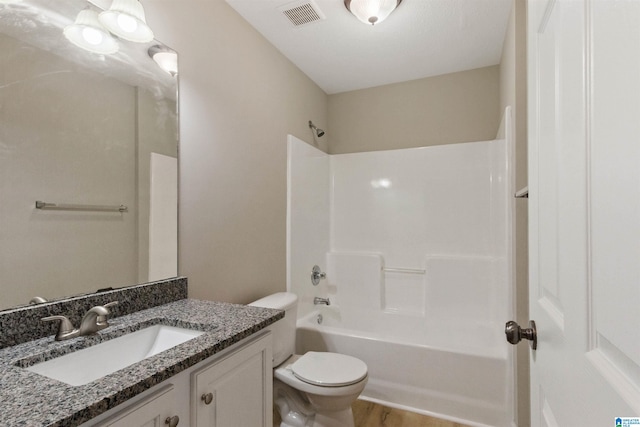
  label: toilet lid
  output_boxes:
[291,352,368,387]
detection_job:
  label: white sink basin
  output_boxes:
[26,325,204,386]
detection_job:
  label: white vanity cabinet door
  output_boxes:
[193,333,272,427]
[95,384,181,427]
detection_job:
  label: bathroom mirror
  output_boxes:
[0,0,178,310]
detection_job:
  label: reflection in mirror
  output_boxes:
[0,0,178,311]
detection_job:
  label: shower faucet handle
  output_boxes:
[311,265,326,286]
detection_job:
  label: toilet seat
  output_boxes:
[274,354,368,397]
[291,352,368,387]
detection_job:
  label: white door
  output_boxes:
[527,0,640,425]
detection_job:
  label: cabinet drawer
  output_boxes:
[96,384,179,427]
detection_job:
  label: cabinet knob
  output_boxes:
[201,392,214,405]
[165,415,179,427]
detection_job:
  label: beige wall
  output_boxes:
[327,66,500,154]
[143,0,328,304]
[500,1,530,426]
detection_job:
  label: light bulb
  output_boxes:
[64,9,119,54]
[82,27,104,45]
[117,13,138,33]
[99,0,154,43]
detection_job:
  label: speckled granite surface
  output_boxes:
[0,277,188,349]
[0,299,283,427]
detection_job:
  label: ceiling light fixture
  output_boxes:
[99,0,154,43]
[63,9,119,55]
[148,45,178,76]
[344,0,403,26]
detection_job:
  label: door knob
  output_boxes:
[165,415,179,426]
[505,320,537,350]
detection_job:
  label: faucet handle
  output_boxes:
[79,305,110,335]
[104,301,119,308]
[97,301,119,325]
[42,315,78,341]
[30,296,48,304]
[311,265,327,286]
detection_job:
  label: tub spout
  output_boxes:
[314,297,330,306]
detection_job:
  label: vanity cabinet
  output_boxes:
[91,332,272,427]
[193,332,273,427]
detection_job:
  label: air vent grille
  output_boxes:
[280,1,325,27]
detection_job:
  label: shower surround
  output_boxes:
[287,111,515,427]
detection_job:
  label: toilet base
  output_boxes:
[274,379,357,427]
[310,408,355,427]
[277,407,355,427]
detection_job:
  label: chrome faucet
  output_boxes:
[42,301,118,341]
[95,301,119,327]
[313,297,330,306]
[41,315,79,341]
[29,296,48,304]
[78,305,111,335]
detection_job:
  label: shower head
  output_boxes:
[309,120,325,138]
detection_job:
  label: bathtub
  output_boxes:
[295,306,513,427]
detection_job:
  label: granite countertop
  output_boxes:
[0,299,283,427]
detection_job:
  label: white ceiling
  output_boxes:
[225,0,513,94]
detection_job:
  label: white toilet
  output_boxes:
[250,292,368,427]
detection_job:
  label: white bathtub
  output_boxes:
[295,306,513,427]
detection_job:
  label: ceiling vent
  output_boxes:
[279,0,326,27]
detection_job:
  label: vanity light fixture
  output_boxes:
[99,0,154,43]
[344,0,403,26]
[63,9,119,55]
[148,45,178,76]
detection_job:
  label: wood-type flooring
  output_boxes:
[274,399,470,427]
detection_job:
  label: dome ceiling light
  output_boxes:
[344,0,403,26]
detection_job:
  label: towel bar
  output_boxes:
[35,201,128,213]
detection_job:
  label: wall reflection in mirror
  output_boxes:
[0,0,179,311]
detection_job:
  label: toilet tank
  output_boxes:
[249,292,298,367]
